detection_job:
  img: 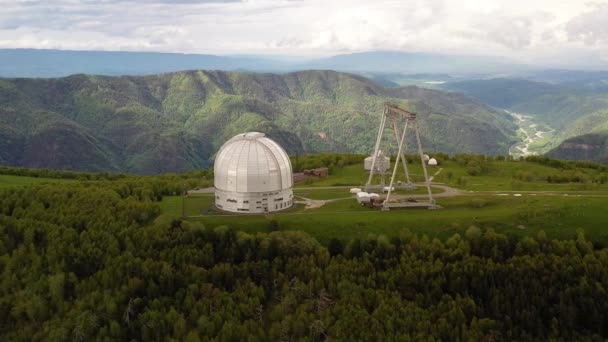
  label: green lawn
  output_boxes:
[159,158,608,245]
[162,193,608,246]
[0,174,74,188]
[293,186,439,200]
[159,194,216,216]
[296,160,608,192]
[435,160,608,191]
[295,163,437,187]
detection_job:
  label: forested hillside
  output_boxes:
[1,170,607,340]
[0,70,516,174]
[443,78,608,162]
[443,78,608,128]
[548,132,608,163]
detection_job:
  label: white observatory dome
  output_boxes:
[214,132,293,213]
[428,158,438,166]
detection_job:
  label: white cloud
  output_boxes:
[566,2,608,45]
[0,0,606,66]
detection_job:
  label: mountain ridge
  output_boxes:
[547,132,608,164]
[0,70,516,174]
[0,48,530,78]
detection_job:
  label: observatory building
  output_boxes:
[364,150,390,172]
[214,132,294,213]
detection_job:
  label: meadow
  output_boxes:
[163,157,608,245]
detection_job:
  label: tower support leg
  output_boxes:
[366,113,387,191]
[384,120,408,209]
[414,122,435,204]
[392,120,413,187]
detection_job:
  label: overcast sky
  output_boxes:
[1,0,607,66]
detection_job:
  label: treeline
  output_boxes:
[524,155,608,172]
[1,180,608,340]
[427,154,608,184]
[291,154,366,172]
[0,165,214,190]
[0,165,129,181]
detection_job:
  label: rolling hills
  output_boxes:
[0,70,516,174]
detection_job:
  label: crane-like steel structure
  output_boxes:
[365,103,437,210]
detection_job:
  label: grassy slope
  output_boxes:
[0,71,516,174]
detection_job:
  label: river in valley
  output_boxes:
[506,110,555,158]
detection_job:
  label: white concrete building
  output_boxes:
[364,150,390,172]
[214,132,293,213]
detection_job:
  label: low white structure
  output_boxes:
[356,192,370,204]
[369,193,380,199]
[364,150,390,172]
[382,186,395,193]
[428,158,438,166]
[423,154,430,162]
[214,132,293,213]
[350,188,362,194]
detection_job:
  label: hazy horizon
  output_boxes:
[1,0,608,69]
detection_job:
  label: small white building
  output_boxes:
[428,158,438,166]
[364,150,390,172]
[214,132,293,213]
[356,192,370,204]
[350,188,362,194]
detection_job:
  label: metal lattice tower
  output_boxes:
[365,103,436,210]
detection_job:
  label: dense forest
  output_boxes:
[1,165,608,340]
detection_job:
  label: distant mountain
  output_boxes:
[521,70,608,91]
[0,70,516,174]
[547,133,608,164]
[0,48,531,78]
[0,49,291,78]
[300,51,528,74]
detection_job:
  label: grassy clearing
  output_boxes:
[434,160,608,192]
[293,186,439,200]
[159,158,608,245]
[295,160,608,192]
[0,174,74,188]
[163,193,608,246]
[159,194,216,216]
[295,163,438,187]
